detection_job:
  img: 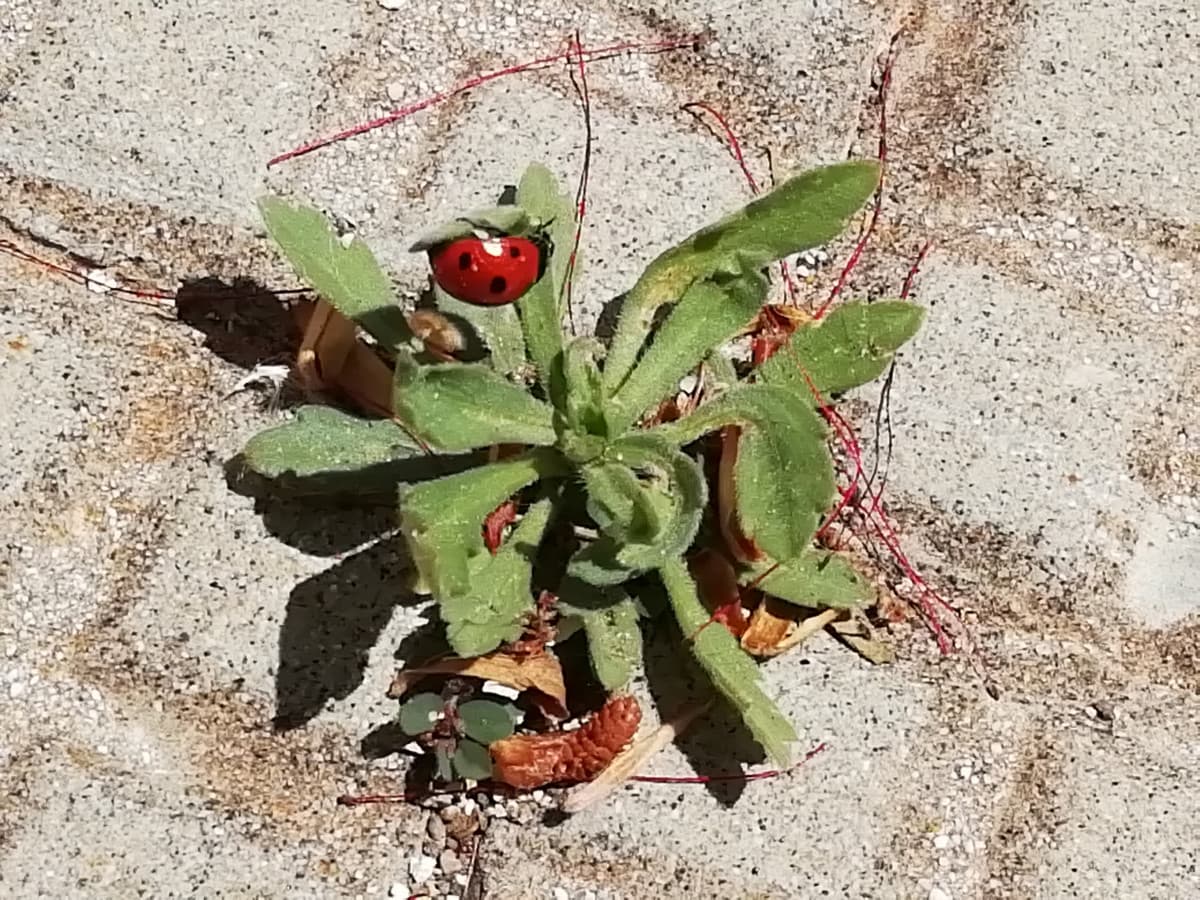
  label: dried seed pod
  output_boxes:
[407,308,464,360]
[489,695,642,790]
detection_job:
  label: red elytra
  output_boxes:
[428,233,546,306]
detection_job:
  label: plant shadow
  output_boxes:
[224,459,403,556]
[272,532,426,730]
[175,275,305,372]
[641,621,766,807]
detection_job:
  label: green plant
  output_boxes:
[237,160,924,769]
[398,691,518,781]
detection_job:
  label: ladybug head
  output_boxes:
[457,217,554,274]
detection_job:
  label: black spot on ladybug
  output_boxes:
[457,252,472,270]
[509,246,522,259]
[490,276,507,294]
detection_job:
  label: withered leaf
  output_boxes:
[388,649,568,718]
[829,617,896,665]
[295,299,394,416]
[739,595,795,657]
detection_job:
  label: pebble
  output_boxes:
[439,848,462,875]
[377,0,405,9]
[552,889,570,900]
[408,854,436,884]
[427,814,446,844]
[933,834,952,850]
[388,883,409,899]
[386,82,404,103]
[929,888,952,900]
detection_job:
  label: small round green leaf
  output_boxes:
[398,692,444,736]
[452,739,494,781]
[457,699,516,744]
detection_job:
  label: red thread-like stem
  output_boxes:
[266,36,701,167]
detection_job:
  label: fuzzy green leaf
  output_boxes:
[582,462,661,545]
[399,449,568,597]
[232,404,450,497]
[760,300,925,398]
[513,164,574,382]
[440,499,553,655]
[458,700,516,744]
[568,435,706,584]
[257,196,412,349]
[743,551,872,609]
[650,384,834,561]
[703,349,740,395]
[516,163,579,296]
[604,160,881,394]
[559,581,643,690]
[606,434,707,566]
[434,284,528,377]
[608,272,768,432]
[452,739,494,781]
[398,693,443,736]
[552,337,607,437]
[393,362,556,452]
[659,557,796,765]
[408,205,532,251]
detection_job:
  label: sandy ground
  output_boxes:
[2,1,1198,898]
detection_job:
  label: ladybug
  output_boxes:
[428,227,550,307]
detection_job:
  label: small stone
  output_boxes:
[377,0,404,9]
[8,681,26,699]
[933,834,952,850]
[929,888,952,900]
[439,849,462,875]
[386,82,404,102]
[427,815,446,844]
[552,889,570,900]
[441,809,481,842]
[388,883,409,899]
[408,854,436,884]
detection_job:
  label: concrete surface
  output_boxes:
[2,1,1199,898]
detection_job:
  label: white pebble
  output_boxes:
[481,680,521,701]
[933,834,952,850]
[929,887,952,900]
[378,0,405,9]
[408,854,436,884]
[552,889,570,900]
[85,269,119,294]
[386,82,404,103]
[8,681,26,699]
[388,884,409,899]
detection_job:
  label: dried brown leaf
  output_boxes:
[829,617,896,665]
[292,299,396,416]
[717,425,765,562]
[740,595,796,656]
[388,650,568,718]
[295,300,356,392]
